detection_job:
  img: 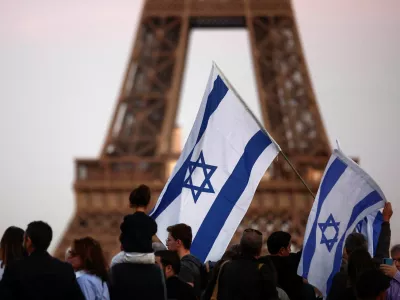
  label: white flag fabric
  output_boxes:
[297,148,386,296]
[355,210,383,257]
[150,63,280,262]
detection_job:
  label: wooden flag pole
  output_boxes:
[279,150,316,199]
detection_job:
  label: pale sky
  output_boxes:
[0,0,399,253]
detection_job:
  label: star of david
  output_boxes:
[318,214,340,252]
[183,151,217,202]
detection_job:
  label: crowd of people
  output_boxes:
[0,184,398,300]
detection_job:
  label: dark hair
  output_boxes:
[267,231,291,255]
[71,237,109,282]
[355,268,391,300]
[167,223,192,250]
[348,249,374,286]
[221,244,241,261]
[345,233,367,256]
[155,250,181,274]
[240,228,263,257]
[129,185,151,208]
[26,221,52,252]
[391,244,400,256]
[0,226,25,267]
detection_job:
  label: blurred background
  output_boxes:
[0,0,399,253]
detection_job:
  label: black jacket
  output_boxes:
[259,251,305,300]
[216,255,278,300]
[166,276,196,300]
[119,212,157,253]
[180,254,203,298]
[202,259,227,300]
[110,262,166,300]
[0,251,84,300]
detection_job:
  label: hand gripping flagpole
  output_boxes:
[213,62,316,199]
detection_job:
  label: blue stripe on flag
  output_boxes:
[196,76,229,144]
[326,190,383,293]
[372,211,383,254]
[191,130,272,262]
[356,219,363,233]
[301,158,347,278]
[150,76,228,220]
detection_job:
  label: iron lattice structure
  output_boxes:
[55,0,332,260]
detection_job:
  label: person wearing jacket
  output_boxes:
[155,250,196,300]
[215,228,279,300]
[166,223,204,298]
[259,231,315,300]
[0,221,84,300]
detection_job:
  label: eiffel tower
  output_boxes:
[55,0,331,260]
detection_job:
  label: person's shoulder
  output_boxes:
[168,276,196,296]
[176,277,196,293]
[182,255,203,271]
[124,212,154,223]
[141,213,157,225]
[112,262,160,272]
[77,273,101,285]
[182,254,202,265]
[50,256,75,273]
[4,256,25,272]
[166,275,181,287]
[258,255,273,263]
[258,257,275,269]
[122,213,135,222]
[332,270,348,281]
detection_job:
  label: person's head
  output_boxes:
[24,221,52,254]
[67,237,108,282]
[348,248,374,286]
[129,185,151,209]
[155,250,180,279]
[240,228,263,258]
[391,244,400,271]
[166,223,192,255]
[221,244,241,261]
[344,233,367,260]
[267,231,291,256]
[355,268,390,300]
[0,226,25,267]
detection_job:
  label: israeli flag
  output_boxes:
[150,63,280,262]
[297,148,386,296]
[355,210,383,257]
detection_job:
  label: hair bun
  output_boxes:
[135,184,150,197]
[129,184,151,207]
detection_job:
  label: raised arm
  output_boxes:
[375,202,392,260]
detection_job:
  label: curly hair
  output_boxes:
[71,237,109,282]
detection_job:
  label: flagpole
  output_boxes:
[213,62,316,200]
[279,151,316,199]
